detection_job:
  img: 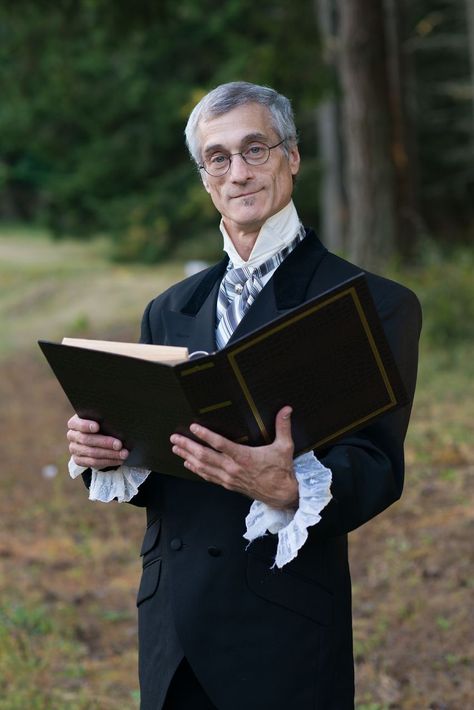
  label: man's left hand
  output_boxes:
[170,406,298,509]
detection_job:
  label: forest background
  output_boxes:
[0,1,473,709]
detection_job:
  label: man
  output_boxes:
[67,82,421,710]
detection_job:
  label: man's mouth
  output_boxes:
[231,189,261,199]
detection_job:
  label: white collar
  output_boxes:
[219,200,301,269]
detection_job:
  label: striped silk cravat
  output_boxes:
[215,223,306,349]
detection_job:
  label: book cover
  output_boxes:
[39,274,408,480]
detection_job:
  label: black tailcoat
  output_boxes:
[115,231,421,709]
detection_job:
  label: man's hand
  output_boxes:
[67,414,129,469]
[170,406,298,509]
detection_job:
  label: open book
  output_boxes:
[39,274,408,481]
[61,338,190,364]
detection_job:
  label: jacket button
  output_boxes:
[207,546,222,557]
[170,538,182,551]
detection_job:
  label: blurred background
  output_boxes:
[0,1,472,708]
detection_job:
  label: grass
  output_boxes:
[0,226,184,357]
[0,226,472,709]
[0,600,93,710]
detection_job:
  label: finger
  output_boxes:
[172,447,217,476]
[188,423,240,457]
[170,434,224,468]
[69,442,129,461]
[173,447,232,485]
[67,429,124,451]
[274,407,294,448]
[71,455,124,469]
[67,414,100,434]
[171,439,241,491]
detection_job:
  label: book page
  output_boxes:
[61,338,188,364]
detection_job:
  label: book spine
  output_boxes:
[176,356,253,444]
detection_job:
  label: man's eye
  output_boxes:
[246,144,265,156]
[209,154,228,165]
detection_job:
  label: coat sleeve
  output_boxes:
[313,285,422,538]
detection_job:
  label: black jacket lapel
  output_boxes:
[158,229,327,353]
[227,229,327,343]
[160,258,228,354]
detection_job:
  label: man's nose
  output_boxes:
[228,154,253,180]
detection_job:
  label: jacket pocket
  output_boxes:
[137,559,162,607]
[140,517,161,557]
[246,554,333,626]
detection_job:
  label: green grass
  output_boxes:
[0,226,184,357]
[0,600,99,710]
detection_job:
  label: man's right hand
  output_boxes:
[67,414,129,469]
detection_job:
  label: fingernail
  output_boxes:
[89,422,99,433]
[190,424,199,434]
[112,440,122,450]
[120,449,128,459]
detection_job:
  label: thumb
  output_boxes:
[274,406,294,445]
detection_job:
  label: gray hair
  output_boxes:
[184,81,298,165]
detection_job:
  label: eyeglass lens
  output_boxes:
[202,140,284,176]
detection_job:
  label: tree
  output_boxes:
[337,0,398,268]
[406,0,474,239]
[0,0,325,261]
[314,0,346,254]
[468,0,474,131]
[384,0,423,259]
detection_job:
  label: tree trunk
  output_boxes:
[314,0,346,253]
[466,0,474,137]
[337,0,397,268]
[384,0,422,259]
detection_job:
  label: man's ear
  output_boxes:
[199,170,211,194]
[289,146,301,177]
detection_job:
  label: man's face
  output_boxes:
[196,103,300,239]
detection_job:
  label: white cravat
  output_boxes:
[219,199,301,269]
[215,222,306,350]
[69,200,332,568]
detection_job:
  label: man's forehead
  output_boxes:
[197,103,276,152]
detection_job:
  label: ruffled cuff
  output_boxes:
[68,457,151,503]
[243,451,332,569]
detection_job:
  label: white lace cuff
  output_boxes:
[243,451,332,569]
[68,458,151,503]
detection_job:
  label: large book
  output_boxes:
[38,273,408,480]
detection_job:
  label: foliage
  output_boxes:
[407,0,474,231]
[0,0,324,261]
[406,245,474,347]
[0,0,472,261]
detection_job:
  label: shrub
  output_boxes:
[411,247,474,348]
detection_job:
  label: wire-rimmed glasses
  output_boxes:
[199,139,286,177]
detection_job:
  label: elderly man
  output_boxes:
[67,82,421,710]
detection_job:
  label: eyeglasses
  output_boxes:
[199,139,286,177]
